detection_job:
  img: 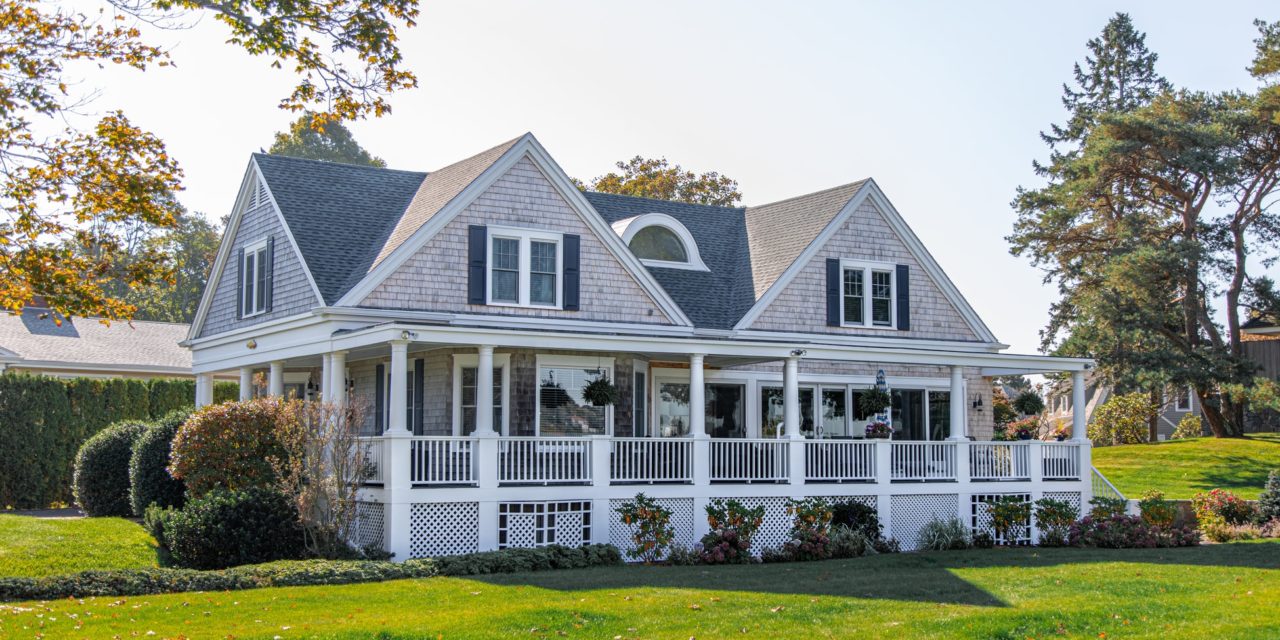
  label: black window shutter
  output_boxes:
[896,264,911,331]
[825,258,841,327]
[563,234,581,311]
[236,247,245,319]
[374,363,385,433]
[468,225,487,305]
[413,358,425,435]
[264,236,275,312]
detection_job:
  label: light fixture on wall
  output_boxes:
[400,330,417,340]
[789,348,807,357]
[246,339,257,349]
[971,394,984,411]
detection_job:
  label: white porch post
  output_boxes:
[948,366,967,440]
[330,351,348,408]
[382,341,413,560]
[475,345,496,436]
[320,353,333,403]
[239,367,254,401]
[194,373,213,408]
[783,355,801,438]
[474,345,500,550]
[689,353,711,542]
[1072,370,1087,442]
[688,354,706,437]
[268,361,284,397]
[388,341,410,434]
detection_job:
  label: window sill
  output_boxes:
[484,301,563,311]
[838,323,900,331]
[242,310,267,319]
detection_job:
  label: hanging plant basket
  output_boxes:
[582,371,620,406]
[859,387,892,416]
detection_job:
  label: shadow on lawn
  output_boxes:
[471,542,1279,607]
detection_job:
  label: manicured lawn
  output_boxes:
[0,515,158,578]
[2,542,1277,639]
[1092,432,1280,499]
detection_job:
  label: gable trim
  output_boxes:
[731,180,999,344]
[187,159,324,340]
[334,134,693,327]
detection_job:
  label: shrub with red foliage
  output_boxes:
[168,398,289,497]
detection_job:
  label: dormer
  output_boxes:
[611,213,709,271]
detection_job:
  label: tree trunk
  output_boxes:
[1149,388,1160,443]
[1199,388,1231,438]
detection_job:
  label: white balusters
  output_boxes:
[610,438,693,483]
[890,442,957,481]
[708,439,789,482]
[804,440,877,482]
[497,437,592,485]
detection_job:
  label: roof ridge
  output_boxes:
[745,179,869,210]
[252,152,428,177]
[425,136,525,175]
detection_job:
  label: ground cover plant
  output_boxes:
[2,542,1277,639]
[0,515,157,578]
[1091,433,1280,499]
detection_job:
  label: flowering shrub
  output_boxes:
[1007,417,1039,440]
[1089,496,1127,519]
[864,421,892,438]
[699,499,765,564]
[1068,515,1199,548]
[1138,490,1178,529]
[1033,497,1078,547]
[169,398,289,497]
[1192,489,1256,526]
[776,497,834,561]
[986,496,1031,544]
[1171,413,1203,439]
[615,493,674,563]
[1087,392,1157,445]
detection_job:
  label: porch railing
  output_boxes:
[611,438,693,484]
[498,437,592,485]
[1041,442,1081,480]
[410,437,476,485]
[1092,466,1126,502]
[890,441,957,481]
[357,437,384,484]
[969,442,1030,481]
[805,440,877,482]
[709,439,789,483]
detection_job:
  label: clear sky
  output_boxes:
[87,1,1277,355]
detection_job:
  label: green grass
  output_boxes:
[0,515,158,578]
[1092,432,1280,499]
[1,542,1277,639]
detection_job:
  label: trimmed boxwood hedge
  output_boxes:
[0,374,238,509]
[128,409,191,516]
[160,487,306,569]
[0,545,623,602]
[72,420,151,516]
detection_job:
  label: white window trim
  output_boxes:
[241,239,269,318]
[486,225,563,309]
[839,258,896,330]
[613,213,709,271]
[534,354,615,436]
[452,353,511,436]
[1174,386,1193,412]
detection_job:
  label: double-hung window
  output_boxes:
[453,354,509,435]
[241,240,270,317]
[840,260,895,328]
[487,227,562,308]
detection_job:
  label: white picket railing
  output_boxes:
[805,440,877,482]
[1041,442,1081,480]
[709,439,789,482]
[969,442,1031,481]
[498,437,592,485]
[357,437,384,484]
[1092,467,1126,502]
[610,438,693,483]
[410,437,476,485]
[890,441,957,481]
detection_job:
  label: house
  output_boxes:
[183,133,1093,556]
[1043,372,1204,440]
[0,304,197,380]
[1242,315,1280,432]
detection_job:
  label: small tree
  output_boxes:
[616,493,675,563]
[1258,470,1280,523]
[992,387,1018,427]
[986,496,1032,545]
[1088,392,1158,445]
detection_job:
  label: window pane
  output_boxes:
[460,366,502,435]
[242,254,256,315]
[530,240,557,274]
[493,238,520,270]
[538,367,606,436]
[892,389,925,440]
[255,248,268,312]
[492,270,518,303]
[633,372,647,437]
[929,391,951,441]
[820,388,848,438]
[872,270,892,325]
[706,384,744,438]
[657,382,690,437]
[759,386,814,438]
[530,273,556,305]
[843,269,863,324]
[629,226,688,262]
[491,238,519,303]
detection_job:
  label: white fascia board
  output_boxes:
[6,361,196,376]
[316,306,698,337]
[734,329,1008,353]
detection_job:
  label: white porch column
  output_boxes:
[1072,370,1087,441]
[330,351,348,408]
[689,354,706,438]
[239,367,254,401]
[195,373,213,408]
[783,355,801,439]
[388,341,410,434]
[948,366,967,440]
[268,361,285,397]
[320,353,333,403]
[475,345,496,436]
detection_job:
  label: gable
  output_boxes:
[745,198,984,342]
[197,177,321,339]
[359,155,677,325]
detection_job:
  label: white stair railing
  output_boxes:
[1091,467,1126,502]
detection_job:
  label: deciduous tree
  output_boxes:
[268,113,386,167]
[577,156,742,206]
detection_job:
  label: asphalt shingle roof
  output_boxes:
[743,181,868,299]
[0,308,192,370]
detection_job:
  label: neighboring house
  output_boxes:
[184,133,1093,555]
[0,305,197,379]
[1044,372,1205,441]
[1242,315,1280,432]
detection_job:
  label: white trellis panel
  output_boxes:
[354,501,385,549]
[409,502,480,558]
[712,496,793,554]
[608,497,695,559]
[1043,491,1083,518]
[970,493,1033,546]
[891,494,960,551]
[498,501,593,549]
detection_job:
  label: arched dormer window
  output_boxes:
[612,213,709,271]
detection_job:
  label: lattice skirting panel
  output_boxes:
[498,501,593,549]
[891,494,960,551]
[608,497,695,560]
[971,493,1033,546]
[353,501,385,550]
[712,497,795,554]
[410,502,480,558]
[1043,491,1083,517]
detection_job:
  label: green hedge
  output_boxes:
[0,374,238,509]
[0,545,623,602]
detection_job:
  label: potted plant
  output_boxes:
[865,421,892,439]
[1008,416,1038,440]
[582,371,619,406]
[858,387,891,417]
[1050,424,1069,442]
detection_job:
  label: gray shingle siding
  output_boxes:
[198,200,320,338]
